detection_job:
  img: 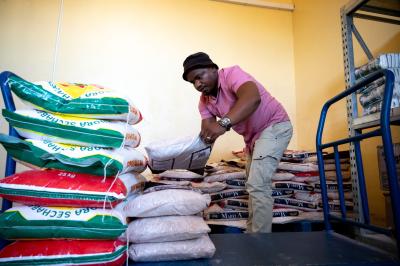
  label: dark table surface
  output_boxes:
[130,231,399,266]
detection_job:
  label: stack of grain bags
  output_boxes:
[0,71,147,265]
[355,53,400,115]
[121,136,216,262]
[143,149,250,230]
[201,160,249,229]
[197,149,354,230]
[274,150,354,221]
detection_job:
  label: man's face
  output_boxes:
[186,67,218,96]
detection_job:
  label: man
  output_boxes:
[182,52,292,233]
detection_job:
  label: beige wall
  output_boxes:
[292,0,400,226]
[0,0,297,178]
[1,0,399,225]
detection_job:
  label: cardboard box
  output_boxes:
[377,143,400,191]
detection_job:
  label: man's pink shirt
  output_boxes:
[198,65,290,153]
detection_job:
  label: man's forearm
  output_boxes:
[225,81,261,125]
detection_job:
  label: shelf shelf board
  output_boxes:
[344,0,400,15]
[359,0,400,18]
[344,0,400,25]
[352,107,400,130]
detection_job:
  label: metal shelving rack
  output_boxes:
[340,0,400,246]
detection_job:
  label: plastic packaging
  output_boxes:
[0,169,145,207]
[0,239,127,265]
[0,134,147,176]
[6,72,142,124]
[0,205,127,240]
[124,189,210,217]
[126,215,210,243]
[3,109,140,148]
[128,235,215,262]
[204,171,246,183]
[145,135,211,174]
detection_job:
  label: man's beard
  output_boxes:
[203,86,217,97]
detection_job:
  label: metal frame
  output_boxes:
[0,71,20,250]
[0,72,18,213]
[316,69,400,255]
[341,1,362,225]
[340,0,400,226]
[315,0,400,256]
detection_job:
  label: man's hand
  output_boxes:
[200,117,226,144]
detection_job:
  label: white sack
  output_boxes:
[145,136,211,173]
[124,189,211,217]
[158,169,204,182]
[128,235,216,262]
[191,182,227,193]
[204,171,246,183]
[126,215,210,243]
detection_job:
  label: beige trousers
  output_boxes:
[245,121,293,233]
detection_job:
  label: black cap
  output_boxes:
[182,52,218,81]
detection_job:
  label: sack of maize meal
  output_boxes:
[126,215,210,243]
[4,71,142,124]
[0,134,147,176]
[145,135,211,174]
[0,205,127,240]
[3,109,140,148]
[128,234,215,262]
[0,239,127,265]
[124,189,210,217]
[0,169,145,207]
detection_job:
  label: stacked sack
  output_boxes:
[124,172,215,262]
[314,151,354,214]
[148,163,249,230]
[0,71,147,265]
[144,135,212,175]
[200,149,354,229]
[200,155,308,228]
[355,53,400,115]
[120,136,216,262]
[144,135,247,231]
[273,150,353,221]
[201,161,249,229]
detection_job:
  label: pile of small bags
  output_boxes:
[123,183,215,262]
[157,149,354,230]
[0,72,147,265]
[355,53,400,115]
[122,136,216,262]
[272,150,353,221]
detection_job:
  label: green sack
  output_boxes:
[0,134,147,176]
[0,205,127,240]
[3,109,141,148]
[6,72,142,124]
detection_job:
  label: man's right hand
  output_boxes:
[200,117,226,144]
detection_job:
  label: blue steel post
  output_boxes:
[0,71,18,212]
[0,71,18,250]
[316,103,332,231]
[380,70,400,255]
[316,70,390,235]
